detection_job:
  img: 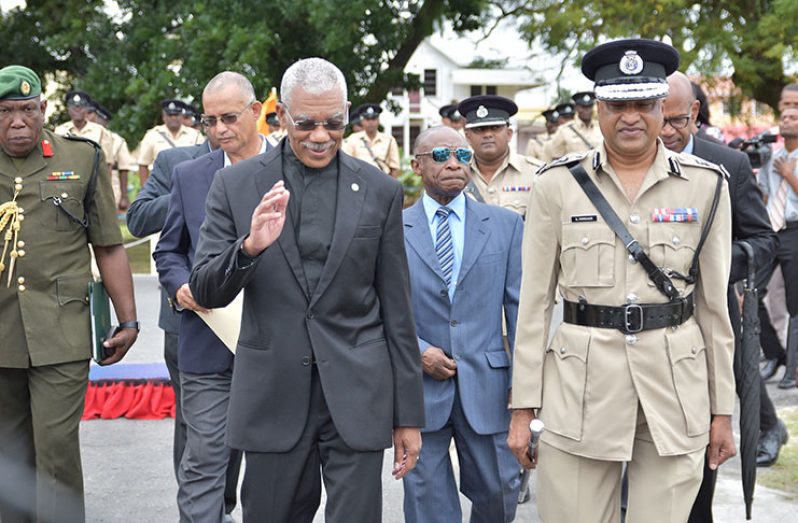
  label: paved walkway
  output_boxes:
[80,275,798,521]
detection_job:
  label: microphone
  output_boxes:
[528,419,545,459]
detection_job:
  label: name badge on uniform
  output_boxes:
[502,185,531,192]
[47,171,80,181]
[571,214,597,223]
[651,208,699,223]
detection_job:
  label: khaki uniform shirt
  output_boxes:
[342,131,400,175]
[0,130,122,368]
[54,120,115,166]
[265,129,286,148]
[468,152,540,216]
[512,141,734,460]
[137,124,203,167]
[525,134,551,162]
[108,130,137,172]
[542,119,603,162]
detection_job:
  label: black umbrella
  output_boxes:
[737,242,760,520]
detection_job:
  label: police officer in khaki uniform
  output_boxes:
[264,111,286,147]
[507,40,737,523]
[543,91,604,161]
[457,95,540,217]
[87,100,137,210]
[54,91,115,168]
[342,103,401,177]
[137,98,203,186]
[525,108,559,161]
[554,101,575,125]
[0,65,138,523]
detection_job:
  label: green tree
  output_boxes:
[506,0,798,111]
[1,0,492,145]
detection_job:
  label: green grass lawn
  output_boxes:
[758,406,798,497]
[120,222,154,274]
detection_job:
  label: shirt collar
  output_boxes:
[422,191,466,224]
[683,134,695,155]
[223,135,268,168]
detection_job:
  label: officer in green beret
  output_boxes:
[0,65,138,523]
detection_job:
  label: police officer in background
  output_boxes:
[543,91,603,161]
[54,90,115,169]
[342,103,401,177]
[439,104,465,133]
[458,95,540,217]
[508,39,736,522]
[526,108,559,160]
[0,65,138,522]
[86,100,137,210]
[264,111,286,147]
[554,101,575,124]
[137,98,203,186]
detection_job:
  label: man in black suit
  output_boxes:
[190,58,425,522]
[661,71,779,523]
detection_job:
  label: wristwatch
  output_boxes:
[117,320,140,331]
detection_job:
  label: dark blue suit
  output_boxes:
[402,196,524,523]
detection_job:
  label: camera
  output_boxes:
[728,131,778,170]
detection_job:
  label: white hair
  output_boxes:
[203,71,256,103]
[280,57,347,108]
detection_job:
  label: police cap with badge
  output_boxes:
[88,99,113,122]
[554,102,575,118]
[0,65,41,100]
[458,95,518,129]
[439,104,463,123]
[357,103,382,120]
[541,108,559,124]
[161,99,183,115]
[65,90,92,107]
[571,91,596,106]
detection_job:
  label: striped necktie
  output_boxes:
[435,207,454,286]
[769,178,789,231]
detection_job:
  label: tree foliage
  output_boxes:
[0,0,491,145]
[507,0,798,111]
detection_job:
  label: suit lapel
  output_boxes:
[254,149,311,300]
[310,154,365,306]
[404,200,447,283]
[201,149,224,192]
[457,198,490,284]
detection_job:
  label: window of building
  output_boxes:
[423,69,437,96]
[486,85,497,95]
[470,85,482,97]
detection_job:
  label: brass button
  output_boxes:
[16,240,24,248]
[16,215,24,222]
[17,277,25,284]
[17,250,25,257]
[61,192,68,198]
[14,184,22,192]
[17,208,23,214]
[14,177,22,183]
[18,284,26,292]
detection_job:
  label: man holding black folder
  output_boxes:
[0,65,138,523]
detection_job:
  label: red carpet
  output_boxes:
[83,363,175,420]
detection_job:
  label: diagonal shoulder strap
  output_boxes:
[567,163,681,301]
[568,125,594,148]
[157,130,177,148]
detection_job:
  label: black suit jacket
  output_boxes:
[127,141,210,333]
[189,145,425,452]
[691,136,776,285]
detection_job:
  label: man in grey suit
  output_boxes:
[401,126,523,522]
[189,58,425,522]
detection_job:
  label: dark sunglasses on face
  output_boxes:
[284,109,347,132]
[201,106,251,128]
[416,147,473,164]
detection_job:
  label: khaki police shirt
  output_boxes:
[542,119,603,161]
[342,131,400,175]
[54,120,115,166]
[468,152,540,216]
[0,130,123,368]
[108,130,137,171]
[525,133,551,162]
[137,124,203,167]
[265,129,287,148]
[512,141,734,460]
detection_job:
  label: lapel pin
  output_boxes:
[351,183,360,192]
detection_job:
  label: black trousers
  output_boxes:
[240,367,384,523]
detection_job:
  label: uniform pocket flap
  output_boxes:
[485,349,511,368]
[547,324,590,363]
[57,275,90,306]
[40,180,85,202]
[648,223,700,251]
[562,223,615,251]
[667,323,706,364]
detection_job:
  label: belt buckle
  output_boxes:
[624,304,644,333]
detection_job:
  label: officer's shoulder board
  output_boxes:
[522,154,545,170]
[536,151,589,176]
[672,151,729,180]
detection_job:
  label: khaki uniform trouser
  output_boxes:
[537,405,704,523]
[0,360,89,523]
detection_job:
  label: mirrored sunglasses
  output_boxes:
[416,147,473,164]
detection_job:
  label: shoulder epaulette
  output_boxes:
[63,134,102,151]
[674,152,729,180]
[537,151,588,175]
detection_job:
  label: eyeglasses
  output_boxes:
[663,114,691,130]
[200,105,252,128]
[415,147,473,164]
[283,107,348,132]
